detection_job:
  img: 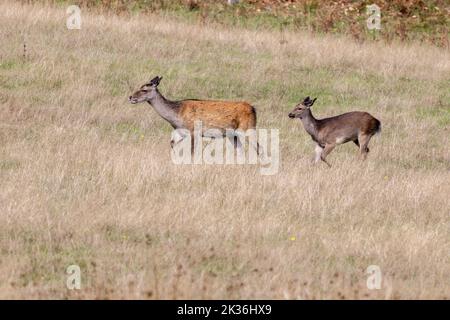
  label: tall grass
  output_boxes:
[0,1,449,299]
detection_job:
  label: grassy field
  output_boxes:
[0,1,449,299]
[31,0,450,47]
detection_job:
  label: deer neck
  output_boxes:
[148,89,182,128]
[300,109,320,140]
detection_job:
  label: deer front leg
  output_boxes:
[171,130,188,150]
[320,143,335,167]
[313,144,323,164]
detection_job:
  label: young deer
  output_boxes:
[129,76,259,152]
[288,97,381,167]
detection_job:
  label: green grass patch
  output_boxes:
[416,106,450,127]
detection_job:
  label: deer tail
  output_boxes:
[374,119,382,136]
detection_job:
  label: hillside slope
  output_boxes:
[0,1,449,299]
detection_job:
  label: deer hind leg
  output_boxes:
[227,135,243,150]
[190,137,195,156]
[248,139,264,159]
[227,135,245,161]
[353,138,369,154]
[358,133,372,160]
[253,141,261,156]
[236,124,261,157]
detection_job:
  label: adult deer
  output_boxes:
[288,97,381,167]
[129,76,259,153]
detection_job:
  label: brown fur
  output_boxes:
[129,76,259,152]
[179,100,256,133]
[316,111,381,145]
[289,97,381,166]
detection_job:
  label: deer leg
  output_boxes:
[170,137,184,149]
[191,136,195,156]
[358,134,371,160]
[248,141,264,158]
[234,137,243,151]
[227,135,243,150]
[313,144,323,164]
[171,132,189,150]
[226,135,245,160]
[320,143,335,167]
[353,138,370,156]
[235,136,245,159]
[255,142,261,156]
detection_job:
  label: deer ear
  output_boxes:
[149,76,162,87]
[303,96,311,107]
[310,98,317,106]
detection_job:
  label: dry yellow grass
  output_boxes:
[0,1,449,299]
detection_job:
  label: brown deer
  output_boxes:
[288,97,381,167]
[129,76,259,152]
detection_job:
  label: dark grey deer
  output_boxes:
[288,97,381,167]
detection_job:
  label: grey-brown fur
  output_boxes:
[289,97,381,167]
[129,76,183,129]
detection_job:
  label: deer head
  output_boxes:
[288,96,317,119]
[129,76,163,104]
